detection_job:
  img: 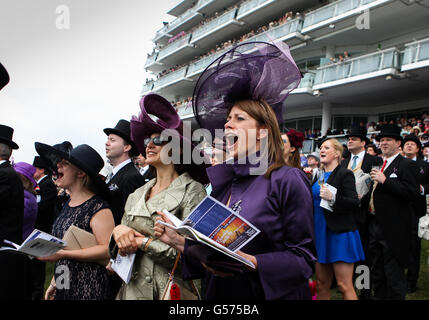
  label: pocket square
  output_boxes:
[389,173,398,178]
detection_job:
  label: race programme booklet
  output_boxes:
[0,229,66,257]
[158,195,260,269]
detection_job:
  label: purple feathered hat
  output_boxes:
[192,40,302,136]
[13,162,37,187]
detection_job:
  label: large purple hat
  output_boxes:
[130,93,210,184]
[130,94,182,155]
[192,40,302,135]
[13,162,37,187]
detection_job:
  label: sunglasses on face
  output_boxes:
[143,136,170,148]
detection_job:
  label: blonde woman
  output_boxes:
[312,138,364,300]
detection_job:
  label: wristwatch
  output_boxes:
[140,237,149,251]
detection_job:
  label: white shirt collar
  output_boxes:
[383,152,401,170]
[0,160,6,165]
[37,175,48,184]
[349,150,365,166]
[111,159,132,177]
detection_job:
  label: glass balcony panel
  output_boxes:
[381,51,396,69]
[192,9,237,40]
[141,82,154,94]
[154,68,187,88]
[299,73,315,88]
[359,0,376,5]
[238,0,271,17]
[402,46,416,65]
[158,34,191,60]
[305,5,335,27]
[419,42,429,61]
[336,0,360,15]
[351,55,381,76]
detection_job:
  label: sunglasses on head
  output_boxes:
[143,136,170,148]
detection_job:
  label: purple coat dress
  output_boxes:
[182,159,317,300]
[23,189,38,240]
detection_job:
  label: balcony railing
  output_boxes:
[314,48,399,86]
[244,18,303,43]
[154,7,199,40]
[177,103,194,118]
[302,0,379,29]
[187,49,228,77]
[192,8,238,42]
[195,0,215,11]
[144,53,158,67]
[402,37,429,66]
[157,33,192,61]
[153,67,188,90]
[298,72,315,89]
[141,81,154,95]
[237,0,275,18]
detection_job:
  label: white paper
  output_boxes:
[0,229,66,257]
[320,183,337,212]
[111,253,136,284]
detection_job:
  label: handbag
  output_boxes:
[161,252,201,300]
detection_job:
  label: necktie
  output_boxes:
[351,155,358,170]
[105,171,113,184]
[369,159,388,213]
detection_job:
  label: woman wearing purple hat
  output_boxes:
[108,94,208,300]
[155,40,316,300]
[13,162,38,240]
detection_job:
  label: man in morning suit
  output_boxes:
[0,124,27,299]
[368,124,419,300]
[340,126,382,299]
[29,155,57,300]
[402,134,429,293]
[104,119,148,299]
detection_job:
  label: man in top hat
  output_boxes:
[368,124,419,300]
[104,119,148,225]
[402,134,429,293]
[0,124,27,299]
[104,119,148,300]
[29,155,58,300]
[340,126,383,299]
[423,142,429,163]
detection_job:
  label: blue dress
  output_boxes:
[312,171,365,264]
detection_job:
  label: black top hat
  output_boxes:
[345,127,370,145]
[35,142,109,199]
[104,119,139,157]
[375,124,403,141]
[0,63,9,91]
[32,156,52,172]
[402,134,422,151]
[0,124,19,149]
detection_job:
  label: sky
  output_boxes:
[0,0,176,164]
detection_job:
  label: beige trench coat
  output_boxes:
[116,172,206,300]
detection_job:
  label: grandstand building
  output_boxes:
[141,0,429,136]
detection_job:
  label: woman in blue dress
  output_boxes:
[312,138,365,300]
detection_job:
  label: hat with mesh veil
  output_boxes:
[192,40,302,136]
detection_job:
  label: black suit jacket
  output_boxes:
[35,175,57,233]
[0,161,24,244]
[413,157,429,218]
[373,154,419,267]
[340,153,383,225]
[107,162,147,225]
[314,166,360,233]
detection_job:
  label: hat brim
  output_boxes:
[375,134,403,142]
[35,142,110,199]
[0,137,19,149]
[345,134,370,145]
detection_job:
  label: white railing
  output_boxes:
[237,0,275,18]
[314,48,399,85]
[154,7,199,40]
[243,18,302,43]
[187,49,228,76]
[192,8,238,41]
[153,67,188,89]
[402,37,429,66]
[157,34,192,61]
[144,53,158,67]
[141,82,154,95]
[303,0,378,29]
[298,72,315,89]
